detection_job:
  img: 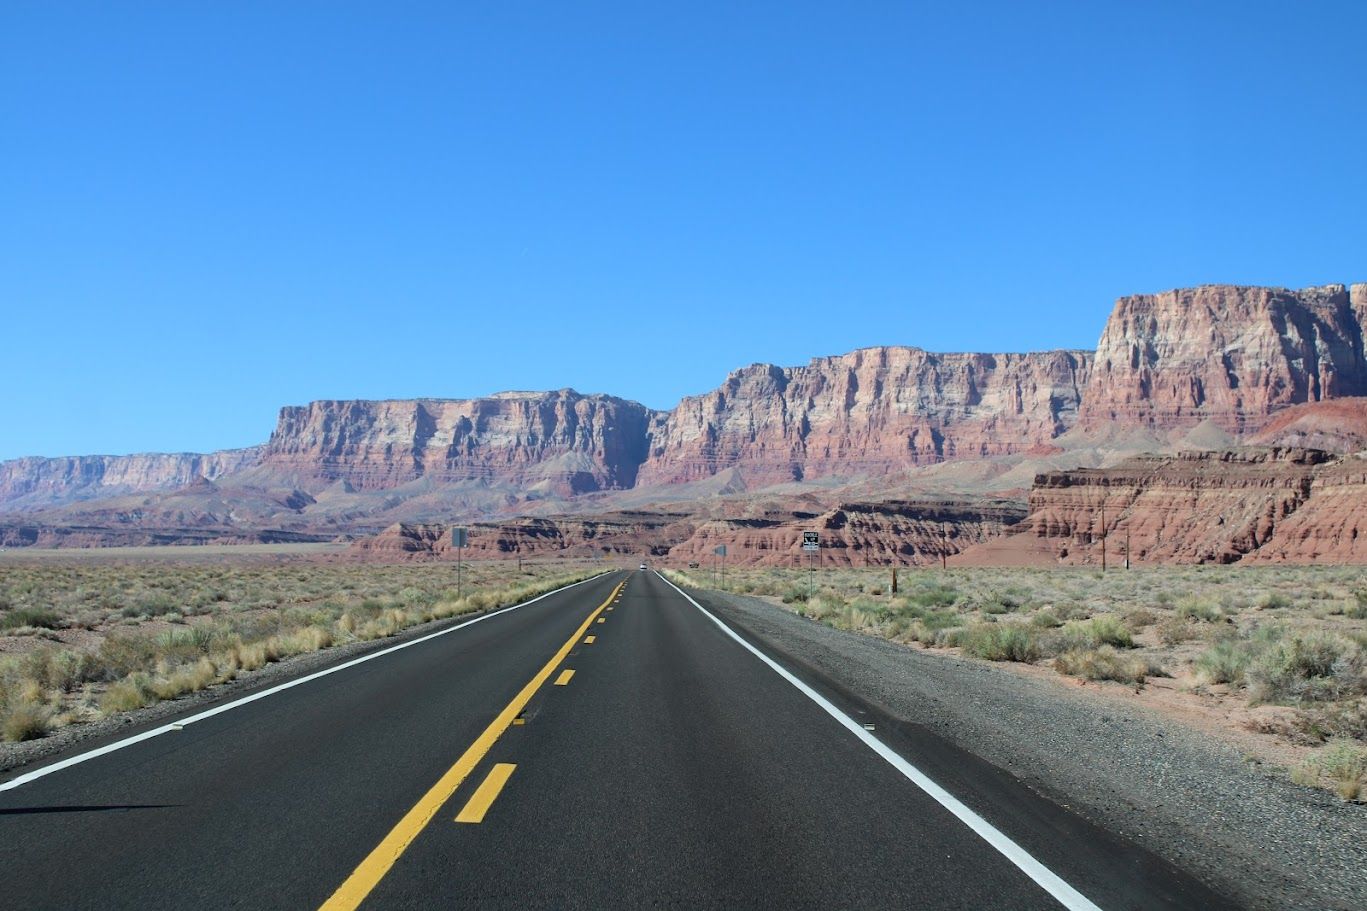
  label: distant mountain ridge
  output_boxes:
[3,282,1365,533]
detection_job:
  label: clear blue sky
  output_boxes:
[3,2,1364,460]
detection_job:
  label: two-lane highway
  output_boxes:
[1,570,1236,909]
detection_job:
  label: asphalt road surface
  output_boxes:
[0,570,1238,909]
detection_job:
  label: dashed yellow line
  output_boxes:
[318,578,624,911]
[454,763,516,824]
[584,635,595,644]
[596,617,605,624]
[554,669,575,686]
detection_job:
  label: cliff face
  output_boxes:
[637,347,1093,486]
[1077,284,1367,435]
[957,448,1366,565]
[0,447,263,512]
[262,391,655,495]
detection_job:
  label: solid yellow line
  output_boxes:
[584,635,595,644]
[554,669,575,686]
[454,763,516,824]
[318,578,624,911]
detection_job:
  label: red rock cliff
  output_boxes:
[0,447,263,512]
[638,346,1093,486]
[261,391,654,495]
[1077,284,1367,435]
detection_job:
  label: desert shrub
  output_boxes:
[0,607,61,630]
[1157,616,1202,646]
[1052,615,1134,652]
[121,593,179,618]
[1030,609,1065,629]
[1347,590,1367,620]
[1258,592,1294,610]
[1247,631,1363,705]
[2,699,51,742]
[982,590,1025,614]
[97,634,160,680]
[909,584,959,608]
[100,674,155,714]
[23,648,100,693]
[956,623,1040,662]
[1122,608,1159,630]
[149,658,219,700]
[780,586,809,604]
[1196,639,1254,685]
[1175,597,1223,623]
[1292,738,1367,801]
[1054,647,1150,685]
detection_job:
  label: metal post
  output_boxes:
[941,521,948,570]
[1125,525,1131,570]
[458,540,463,600]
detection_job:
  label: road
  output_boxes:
[0,570,1236,910]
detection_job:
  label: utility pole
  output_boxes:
[941,522,948,570]
[1093,500,1104,571]
[1125,525,1131,570]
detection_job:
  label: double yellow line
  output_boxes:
[319,578,624,911]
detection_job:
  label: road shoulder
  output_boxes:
[695,586,1367,911]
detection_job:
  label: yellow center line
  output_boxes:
[553,669,575,686]
[454,763,516,824]
[318,578,624,911]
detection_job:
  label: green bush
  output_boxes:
[0,607,61,630]
[1248,631,1362,705]
[1175,597,1223,622]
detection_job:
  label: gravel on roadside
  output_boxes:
[696,587,1367,911]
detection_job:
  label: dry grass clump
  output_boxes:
[1054,647,1151,686]
[1292,738,1367,801]
[0,559,595,742]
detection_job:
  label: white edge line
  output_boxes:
[655,571,1103,911]
[0,571,614,793]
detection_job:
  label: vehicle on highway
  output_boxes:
[639,563,647,571]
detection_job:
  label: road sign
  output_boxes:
[451,527,468,547]
[802,531,819,552]
[713,545,727,556]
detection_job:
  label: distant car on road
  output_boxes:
[639,563,647,571]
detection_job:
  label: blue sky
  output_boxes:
[2,2,1364,460]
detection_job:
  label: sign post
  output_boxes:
[802,531,819,601]
[713,545,727,589]
[452,527,468,599]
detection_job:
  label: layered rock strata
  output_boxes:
[638,347,1093,486]
[0,448,262,511]
[1078,284,1367,434]
[958,449,1366,565]
[262,392,653,495]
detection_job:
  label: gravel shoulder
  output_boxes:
[697,587,1367,911]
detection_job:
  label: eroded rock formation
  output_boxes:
[1077,284,1367,435]
[957,449,1366,565]
[0,448,263,512]
[638,347,1093,486]
[262,392,653,495]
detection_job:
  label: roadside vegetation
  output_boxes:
[0,557,596,745]
[664,564,1367,802]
